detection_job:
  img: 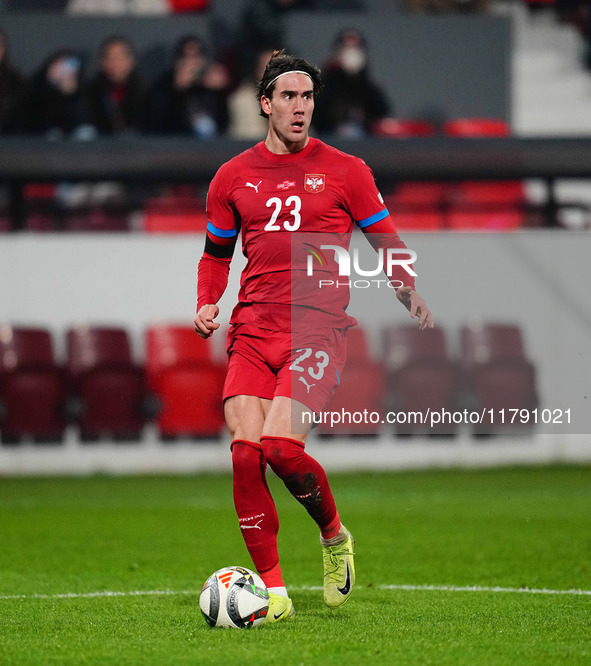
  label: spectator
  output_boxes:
[24,49,94,139]
[88,36,147,135]
[227,47,273,139]
[149,34,230,137]
[0,29,26,134]
[313,28,391,138]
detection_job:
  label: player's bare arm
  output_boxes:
[194,303,220,339]
[396,285,434,331]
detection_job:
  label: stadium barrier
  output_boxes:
[1,230,590,474]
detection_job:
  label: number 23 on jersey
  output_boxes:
[264,196,302,232]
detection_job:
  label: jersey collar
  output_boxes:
[255,137,319,164]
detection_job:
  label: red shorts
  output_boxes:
[223,324,348,414]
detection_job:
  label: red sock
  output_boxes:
[231,440,284,587]
[260,436,341,540]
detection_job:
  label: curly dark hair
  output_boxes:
[256,50,323,119]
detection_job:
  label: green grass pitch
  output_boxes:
[1,466,590,665]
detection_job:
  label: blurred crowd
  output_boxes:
[0,30,231,139]
[0,0,394,140]
[0,24,395,140]
[0,0,505,140]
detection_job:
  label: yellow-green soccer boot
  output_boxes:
[322,528,355,608]
[264,592,296,624]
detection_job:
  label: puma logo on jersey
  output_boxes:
[298,376,316,393]
[246,180,262,193]
[304,174,325,193]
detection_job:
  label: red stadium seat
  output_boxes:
[145,325,226,438]
[0,326,66,443]
[385,183,446,231]
[443,118,510,137]
[168,0,210,11]
[382,325,459,435]
[66,326,145,440]
[442,119,527,230]
[317,326,385,437]
[446,181,527,230]
[372,118,437,138]
[389,210,444,231]
[460,322,538,434]
[143,197,208,233]
[387,182,447,207]
[446,209,524,231]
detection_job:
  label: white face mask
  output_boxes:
[339,46,367,74]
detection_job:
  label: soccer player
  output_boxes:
[194,51,433,623]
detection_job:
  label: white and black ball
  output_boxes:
[199,566,269,629]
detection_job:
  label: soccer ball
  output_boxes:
[199,566,269,629]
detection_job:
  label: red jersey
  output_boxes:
[203,137,414,332]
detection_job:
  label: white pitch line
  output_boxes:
[1,583,590,601]
[0,589,195,601]
[378,584,591,596]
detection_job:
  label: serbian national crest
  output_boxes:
[304,174,325,193]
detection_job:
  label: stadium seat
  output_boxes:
[145,325,226,438]
[0,325,67,443]
[442,118,510,137]
[442,118,527,230]
[168,0,210,10]
[25,212,59,232]
[66,326,146,441]
[446,180,527,230]
[371,118,437,138]
[383,325,459,435]
[461,323,528,367]
[385,182,446,231]
[143,197,208,233]
[0,213,12,232]
[63,207,131,232]
[460,322,538,434]
[317,326,385,437]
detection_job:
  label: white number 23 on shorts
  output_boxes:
[289,348,330,381]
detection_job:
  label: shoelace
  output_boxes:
[323,544,353,582]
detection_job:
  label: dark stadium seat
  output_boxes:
[317,326,385,437]
[63,207,131,232]
[24,212,59,232]
[382,325,459,435]
[145,325,225,438]
[0,213,13,232]
[461,323,528,367]
[460,322,538,434]
[0,326,67,443]
[66,326,145,441]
